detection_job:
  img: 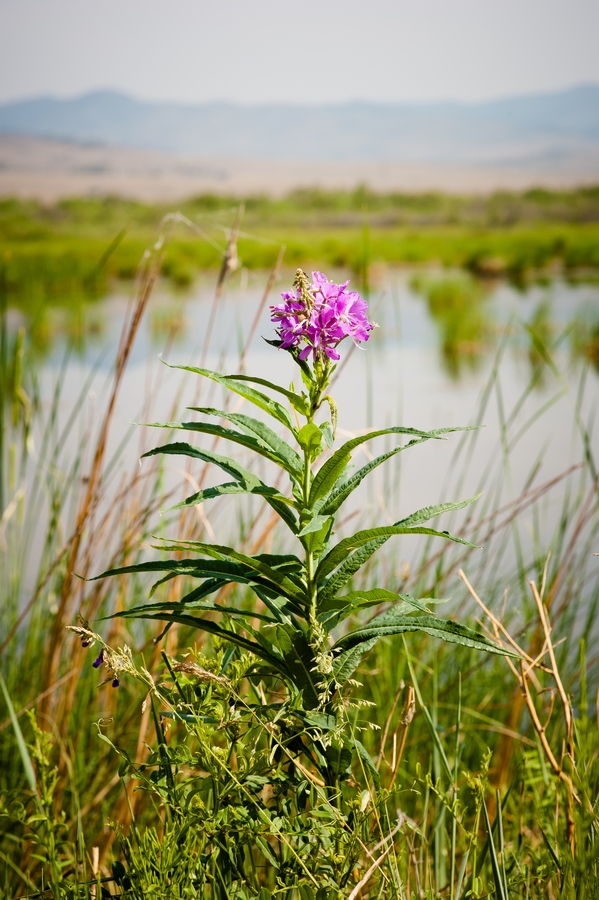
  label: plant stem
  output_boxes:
[303,442,317,624]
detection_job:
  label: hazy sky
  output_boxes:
[1,0,599,106]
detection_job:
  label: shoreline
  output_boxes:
[2,134,599,202]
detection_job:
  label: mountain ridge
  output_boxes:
[1,85,598,163]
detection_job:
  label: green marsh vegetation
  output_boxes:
[0,210,598,898]
[3,184,599,305]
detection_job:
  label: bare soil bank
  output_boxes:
[2,134,599,202]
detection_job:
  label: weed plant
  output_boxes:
[0,218,598,898]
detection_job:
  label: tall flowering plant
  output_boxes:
[91,269,508,783]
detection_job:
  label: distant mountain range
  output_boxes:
[1,86,599,164]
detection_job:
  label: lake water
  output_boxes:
[6,269,599,610]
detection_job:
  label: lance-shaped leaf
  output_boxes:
[317,525,475,585]
[188,408,304,475]
[318,589,436,629]
[152,577,307,625]
[92,557,304,614]
[167,479,299,534]
[298,514,333,538]
[169,480,277,507]
[333,608,516,658]
[318,426,478,515]
[354,739,381,790]
[251,586,306,626]
[333,638,378,686]
[113,597,276,624]
[144,421,301,484]
[395,494,482,529]
[157,540,307,602]
[142,441,262,484]
[316,494,481,583]
[309,426,443,508]
[114,610,292,678]
[223,372,310,417]
[318,538,389,606]
[275,625,320,709]
[320,441,423,517]
[165,362,298,432]
[322,396,337,440]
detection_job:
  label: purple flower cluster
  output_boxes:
[271,271,374,362]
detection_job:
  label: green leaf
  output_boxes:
[318,538,389,605]
[255,837,280,869]
[310,454,351,509]
[188,407,304,474]
[321,443,420,516]
[252,586,306,625]
[295,710,338,732]
[319,421,334,448]
[299,886,316,900]
[157,540,307,602]
[165,362,297,432]
[333,611,516,658]
[169,479,272,506]
[297,422,324,458]
[166,479,299,534]
[225,373,310,417]
[144,420,301,483]
[319,426,476,515]
[317,522,477,583]
[354,739,381,790]
[298,514,333,538]
[309,426,440,508]
[333,639,378,685]
[318,589,433,628]
[395,494,482,529]
[0,674,38,800]
[94,557,306,615]
[93,556,265,583]
[151,577,227,604]
[324,742,353,782]
[275,626,320,708]
[117,597,276,624]
[122,610,291,676]
[322,395,338,440]
[142,441,261,484]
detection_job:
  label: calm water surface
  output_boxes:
[8,269,599,597]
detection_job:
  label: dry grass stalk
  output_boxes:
[41,216,180,717]
[388,686,416,791]
[458,567,590,852]
[200,203,244,369]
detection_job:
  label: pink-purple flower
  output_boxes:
[270,271,374,362]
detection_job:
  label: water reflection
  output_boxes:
[5,271,599,388]
[409,272,495,379]
[572,304,599,372]
[7,294,107,359]
[526,298,555,386]
[149,297,188,347]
